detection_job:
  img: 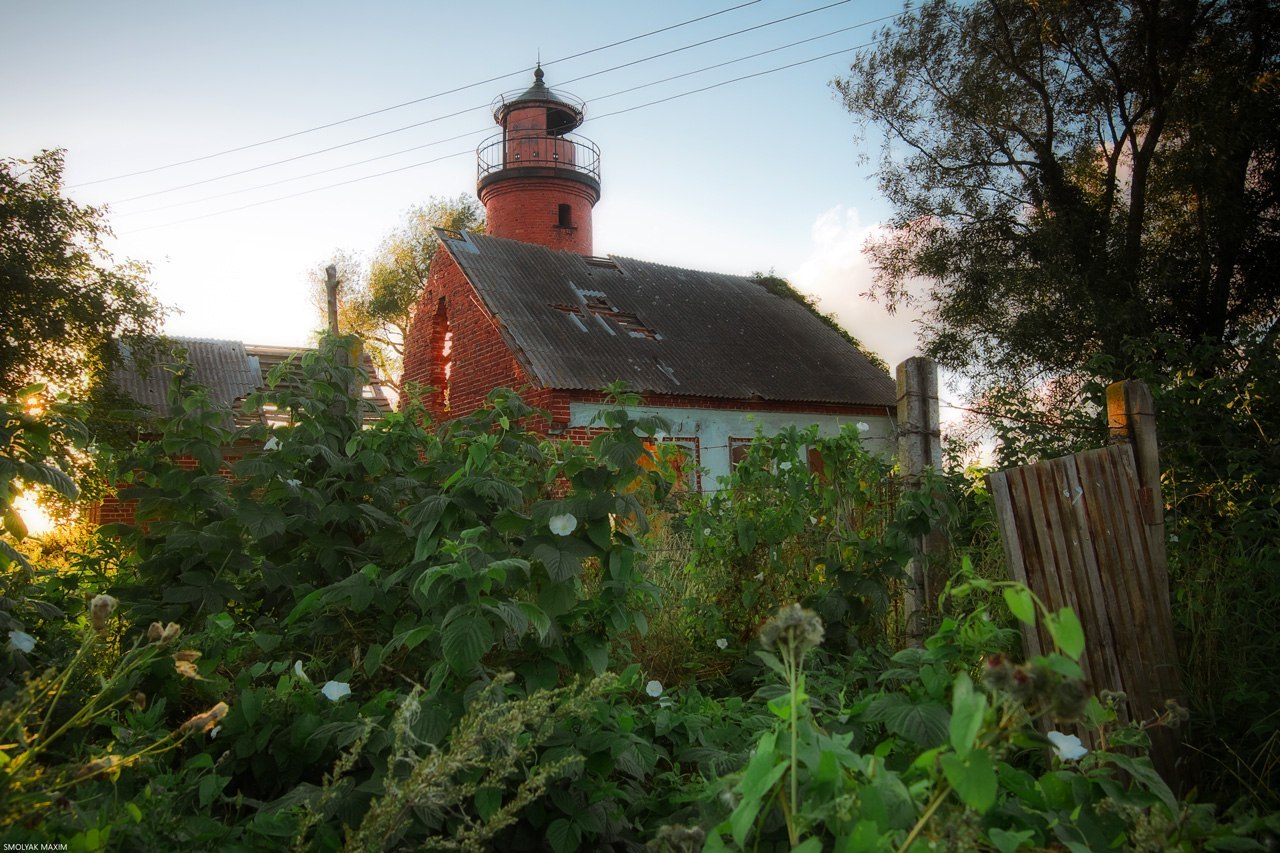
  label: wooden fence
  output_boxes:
[987,381,1186,786]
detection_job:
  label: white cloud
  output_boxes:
[788,206,927,370]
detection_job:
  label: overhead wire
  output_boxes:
[118,15,897,218]
[107,0,862,206]
[122,34,881,234]
[70,0,767,188]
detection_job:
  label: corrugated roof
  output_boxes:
[113,338,261,415]
[437,230,897,407]
[112,337,393,427]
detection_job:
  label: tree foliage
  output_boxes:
[837,0,1279,387]
[313,195,483,394]
[0,150,163,397]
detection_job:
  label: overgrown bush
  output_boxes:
[1,340,1274,850]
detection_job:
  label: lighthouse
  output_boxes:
[476,65,601,255]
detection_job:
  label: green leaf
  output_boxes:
[532,537,596,582]
[949,673,986,758]
[363,643,385,676]
[1046,608,1085,659]
[863,694,950,747]
[389,624,433,652]
[475,786,502,822]
[732,731,788,847]
[546,818,581,853]
[239,689,262,727]
[1003,587,1036,626]
[1103,753,1177,817]
[441,610,492,675]
[576,637,608,674]
[3,506,28,541]
[517,602,551,641]
[940,748,997,813]
[988,827,1036,853]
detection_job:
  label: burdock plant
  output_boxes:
[759,603,824,847]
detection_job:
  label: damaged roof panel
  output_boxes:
[436,230,897,407]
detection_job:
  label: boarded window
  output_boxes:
[729,437,753,470]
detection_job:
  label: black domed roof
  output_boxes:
[492,65,586,129]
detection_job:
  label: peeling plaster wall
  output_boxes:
[568,401,895,490]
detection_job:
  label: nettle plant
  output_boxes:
[697,582,1273,852]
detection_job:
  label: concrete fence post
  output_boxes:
[896,357,945,644]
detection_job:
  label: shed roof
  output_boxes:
[436,230,897,407]
[112,337,393,427]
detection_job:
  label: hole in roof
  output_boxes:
[584,257,619,270]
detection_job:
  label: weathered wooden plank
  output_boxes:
[1078,448,1148,710]
[1059,454,1127,700]
[1047,457,1116,697]
[988,469,1044,660]
[1109,445,1168,712]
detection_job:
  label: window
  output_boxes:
[557,203,573,228]
[729,437,753,470]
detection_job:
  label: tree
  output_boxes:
[0,150,163,398]
[836,0,1278,389]
[313,195,484,395]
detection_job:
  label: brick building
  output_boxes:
[92,337,392,524]
[402,68,897,489]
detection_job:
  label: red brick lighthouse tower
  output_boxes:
[476,65,601,255]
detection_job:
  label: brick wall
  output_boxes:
[89,453,245,528]
[479,177,597,256]
[402,248,546,421]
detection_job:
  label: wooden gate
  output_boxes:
[987,381,1185,785]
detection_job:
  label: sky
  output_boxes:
[3,0,935,373]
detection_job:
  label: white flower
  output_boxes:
[263,436,281,451]
[321,681,351,702]
[754,572,765,582]
[90,594,119,630]
[1047,731,1087,761]
[779,461,792,470]
[715,638,728,650]
[702,528,711,536]
[644,679,663,698]
[7,630,35,653]
[293,660,310,682]
[284,479,301,488]
[857,422,870,432]
[548,513,578,536]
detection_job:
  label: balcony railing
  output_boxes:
[477,130,600,184]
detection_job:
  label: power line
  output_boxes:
[117,17,894,218]
[109,102,486,204]
[588,42,867,122]
[70,0,767,188]
[106,0,862,207]
[117,127,491,217]
[122,38,876,234]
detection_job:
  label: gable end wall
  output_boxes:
[402,249,544,420]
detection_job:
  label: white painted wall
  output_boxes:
[568,402,896,492]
